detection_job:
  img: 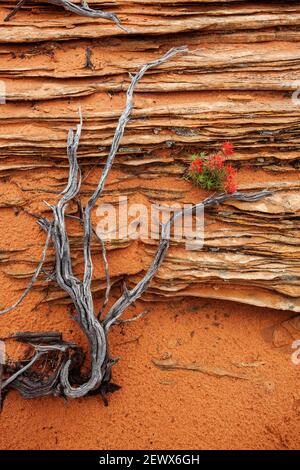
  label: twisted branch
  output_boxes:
[0,46,272,405]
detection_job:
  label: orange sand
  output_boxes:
[0,297,299,450]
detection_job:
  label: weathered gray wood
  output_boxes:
[0,47,271,403]
[5,0,126,31]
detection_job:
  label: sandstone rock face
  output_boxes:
[0,1,300,311]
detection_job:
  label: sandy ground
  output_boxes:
[0,296,299,450]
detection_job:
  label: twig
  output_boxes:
[5,0,128,32]
[115,310,148,324]
[96,236,111,319]
[4,0,25,22]
[152,358,248,380]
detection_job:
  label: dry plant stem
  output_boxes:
[4,0,25,21]
[96,235,111,319]
[115,310,148,324]
[2,351,45,389]
[4,0,126,31]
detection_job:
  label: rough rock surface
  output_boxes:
[0,0,300,312]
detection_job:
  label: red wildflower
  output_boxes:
[187,144,238,193]
[206,154,224,170]
[214,154,225,170]
[224,175,237,193]
[206,154,217,170]
[190,158,203,173]
[226,164,237,177]
[221,141,234,157]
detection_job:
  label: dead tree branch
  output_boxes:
[0,46,272,405]
[4,0,127,31]
[1,47,190,403]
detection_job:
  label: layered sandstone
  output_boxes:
[0,0,300,312]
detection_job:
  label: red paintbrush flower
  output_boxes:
[224,175,237,193]
[214,154,225,170]
[206,154,217,169]
[226,164,237,176]
[221,141,234,157]
[187,144,238,193]
[190,158,203,173]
